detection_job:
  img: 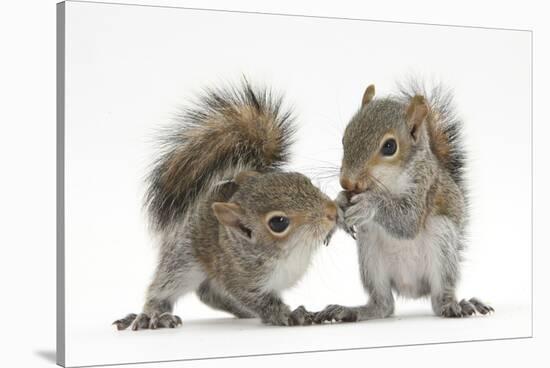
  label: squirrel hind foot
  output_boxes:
[112,313,137,330]
[113,312,183,331]
[438,298,494,318]
[468,297,494,315]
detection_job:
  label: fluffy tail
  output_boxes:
[145,79,295,232]
[397,80,466,189]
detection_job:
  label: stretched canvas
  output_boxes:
[57,1,532,367]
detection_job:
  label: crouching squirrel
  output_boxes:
[114,80,338,329]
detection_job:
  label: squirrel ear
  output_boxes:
[234,170,260,185]
[362,84,376,107]
[406,95,429,141]
[212,202,244,227]
[212,202,253,239]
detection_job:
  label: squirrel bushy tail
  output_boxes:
[397,80,466,189]
[145,79,295,232]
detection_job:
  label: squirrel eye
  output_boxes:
[381,138,397,156]
[268,216,290,233]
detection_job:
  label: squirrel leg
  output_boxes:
[314,289,394,323]
[429,227,493,317]
[225,286,311,326]
[136,298,182,330]
[112,294,181,331]
[113,252,205,330]
[358,291,395,320]
[431,290,462,318]
[430,250,493,316]
[315,235,395,324]
[430,234,465,318]
[315,248,395,324]
[431,286,494,318]
[356,236,395,321]
[197,280,255,319]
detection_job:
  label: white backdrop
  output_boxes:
[4,0,550,368]
[59,1,532,366]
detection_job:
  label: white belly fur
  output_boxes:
[358,216,455,298]
[263,241,317,292]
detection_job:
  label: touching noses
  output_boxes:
[340,176,367,194]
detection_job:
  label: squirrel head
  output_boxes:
[340,84,429,194]
[211,171,337,250]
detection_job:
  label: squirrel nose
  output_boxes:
[340,177,367,194]
[325,202,337,222]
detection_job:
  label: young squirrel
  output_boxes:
[113,80,338,329]
[315,81,493,323]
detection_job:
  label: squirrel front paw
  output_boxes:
[263,306,314,326]
[113,312,183,330]
[334,191,356,238]
[289,305,315,326]
[313,304,359,323]
[343,192,376,228]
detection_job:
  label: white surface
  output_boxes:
[59,1,532,366]
[71,304,530,367]
[3,0,550,368]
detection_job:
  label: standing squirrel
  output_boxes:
[315,81,493,322]
[113,80,338,329]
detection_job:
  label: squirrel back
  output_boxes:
[396,80,466,190]
[145,80,295,232]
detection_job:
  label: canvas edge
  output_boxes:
[53,2,534,366]
[56,1,66,367]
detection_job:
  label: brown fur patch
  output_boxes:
[406,95,428,139]
[232,105,281,165]
[212,202,244,227]
[235,170,260,184]
[160,106,283,194]
[427,114,452,170]
[356,129,409,190]
[433,186,449,218]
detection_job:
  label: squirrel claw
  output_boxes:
[112,313,137,330]
[324,226,339,246]
[468,297,494,315]
[343,225,356,239]
[349,226,357,239]
[323,229,334,246]
[113,312,183,330]
[313,305,358,324]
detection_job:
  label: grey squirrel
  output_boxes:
[113,80,338,329]
[315,81,494,322]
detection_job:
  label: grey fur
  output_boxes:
[197,280,256,319]
[315,80,492,324]
[396,80,467,191]
[114,80,337,330]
